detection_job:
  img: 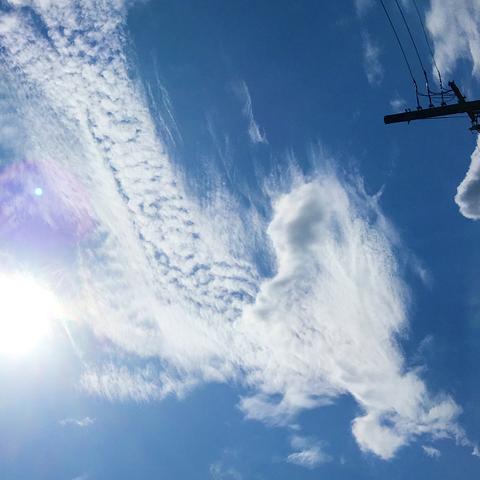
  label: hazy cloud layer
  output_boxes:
[362,32,384,85]
[0,0,466,461]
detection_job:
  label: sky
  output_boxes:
[0,0,480,478]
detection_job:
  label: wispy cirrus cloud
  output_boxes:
[80,364,198,402]
[59,416,95,428]
[0,0,467,462]
[232,80,268,145]
[286,435,332,468]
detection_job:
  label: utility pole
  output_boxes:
[384,81,480,132]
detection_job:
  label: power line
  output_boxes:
[411,0,446,105]
[379,3,480,131]
[393,0,426,73]
[378,0,421,109]
[393,0,434,106]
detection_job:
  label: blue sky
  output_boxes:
[1,0,480,478]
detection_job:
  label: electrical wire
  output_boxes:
[411,0,446,104]
[378,0,421,108]
[393,0,427,73]
[393,0,434,106]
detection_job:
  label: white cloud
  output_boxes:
[286,435,332,468]
[427,0,480,77]
[59,416,95,428]
[238,176,463,459]
[422,445,441,458]
[352,412,407,460]
[455,137,480,219]
[232,80,268,145]
[362,33,384,85]
[0,0,467,462]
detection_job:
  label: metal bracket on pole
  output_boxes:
[384,81,480,131]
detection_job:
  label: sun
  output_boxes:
[0,273,60,357]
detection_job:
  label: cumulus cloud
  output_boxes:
[232,80,268,145]
[0,0,466,461]
[286,435,331,468]
[59,416,95,427]
[422,445,441,458]
[362,33,384,85]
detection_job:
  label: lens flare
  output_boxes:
[0,273,60,357]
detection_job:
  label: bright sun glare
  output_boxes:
[0,273,60,357]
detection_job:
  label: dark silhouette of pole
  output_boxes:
[384,81,480,131]
[448,80,477,124]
